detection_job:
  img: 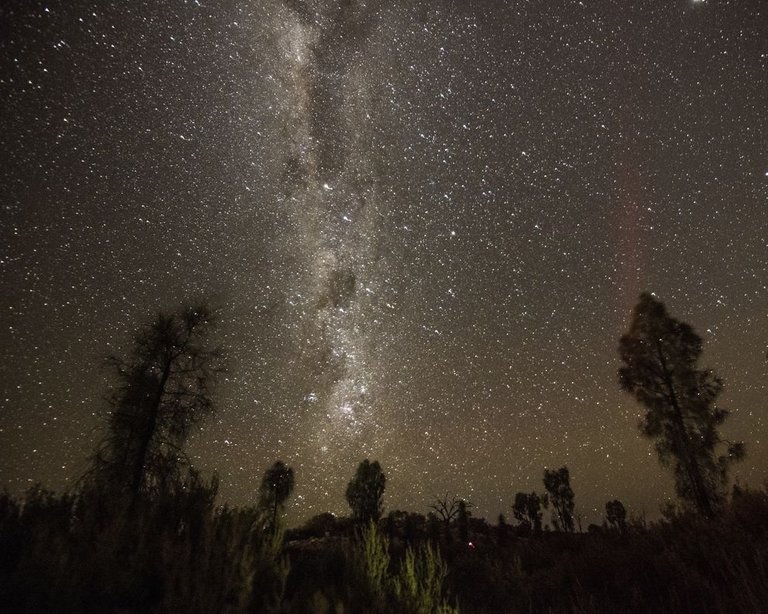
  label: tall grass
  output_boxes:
[348,520,458,614]
[0,478,288,613]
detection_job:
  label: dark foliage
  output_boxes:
[605,499,627,534]
[497,514,510,546]
[85,303,225,505]
[4,478,768,613]
[619,293,745,515]
[430,494,472,542]
[543,467,575,533]
[0,476,288,613]
[457,500,472,543]
[512,491,548,534]
[259,460,295,531]
[442,487,768,613]
[345,459,386,523]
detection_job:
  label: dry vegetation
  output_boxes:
[2,482,767,613]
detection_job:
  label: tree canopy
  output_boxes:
[605,499,627,533]
[260,460,295,530]
[346,459,386,523]
[87,303,224,502]
[543,467,575,532]
[512,491,548,533]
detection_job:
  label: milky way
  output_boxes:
[1,0,767,524]
[278,0,383,488]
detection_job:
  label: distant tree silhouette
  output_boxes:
[384,509,424,543]
[457,499,472,542]
[619,292,745,515]
[87,303,224,503]
[543,467,575,532]
[405,512,426,544]
[427,512,441,543]
[512,491,548,533]
[429,494,461,523]
[605,499,627,533]
[429,494,469,541]
[497,513,510,546]
[260,460,295,531]
[346,459,386,523]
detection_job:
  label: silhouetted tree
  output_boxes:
[512,491,548,533]
[543,467,575,532]
[345,459,386,523]
[385,510,421,542]
[429,494,466,541]
[605,499,627,533]
[429,494,460,523]
[497,513,510,546]
[87,303,224,504]
[457,499,472,542]
[427,512,441,543]
[619,292,745,515]
[260,460,295,531]
[405,512,426,544]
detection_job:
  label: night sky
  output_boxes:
[1,0,767,526]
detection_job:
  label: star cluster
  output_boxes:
[1,0,767,525]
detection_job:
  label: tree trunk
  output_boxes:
[656,344,713,516]
[272,496,278,533]
[129,357,173,502]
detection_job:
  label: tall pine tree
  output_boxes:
[88,303,224,503]
[619,293,744,515]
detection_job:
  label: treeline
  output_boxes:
[0,292,765,613]
[0,474,461,613]
[3,462,768,613]
[284,485,768,613]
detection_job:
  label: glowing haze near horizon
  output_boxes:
[1,0,767,526]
